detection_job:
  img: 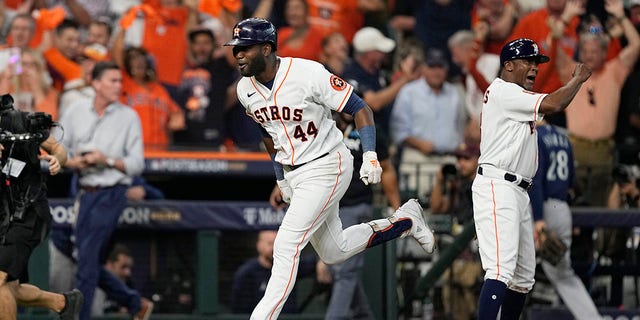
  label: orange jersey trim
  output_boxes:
[491,180,501,279]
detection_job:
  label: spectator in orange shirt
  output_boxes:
[508,0,582,95]
[197,0,243,31]
[58,43,110,117]
[5,6,66,50]
[551,0,640,207]
[277,0,324,61]
[85,18,112,48]
[121,47,185,150]
[0,48,59,120]
[471,0,517,55]
[114,0,199,100]
[304,0,385,43]
[5,13,35,50]
[43,18,82,92]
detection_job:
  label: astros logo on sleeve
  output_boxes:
[330,75,347,91]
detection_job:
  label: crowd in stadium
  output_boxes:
[1,0,640,319]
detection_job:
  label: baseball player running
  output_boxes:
[472,38,591,320]
[224,18,435,320]
[529,119,602,320]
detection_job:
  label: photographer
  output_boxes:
[604,164,640,307]
[429,142,482,320]
[0,93,82,319]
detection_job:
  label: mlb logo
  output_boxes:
[233,27,241,38]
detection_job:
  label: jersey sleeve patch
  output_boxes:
[330,75,347,91]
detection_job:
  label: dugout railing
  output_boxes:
[15,200,640,320]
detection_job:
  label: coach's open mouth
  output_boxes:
[526,75,536,84]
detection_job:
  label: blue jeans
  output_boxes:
[74,185,141,320]
[326,203,375,320]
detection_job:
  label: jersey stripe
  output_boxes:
[278,117,295,165]
[532,94,544,122]
[273,58,293,99]
[532,94,544,171]
[249,77,268,101]
[491,180,501,279]
[273,58,295,164]
[335,86,354,112]
[268,151,344,319]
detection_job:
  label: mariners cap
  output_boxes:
[500,38,550,66]
[352,27,395,53]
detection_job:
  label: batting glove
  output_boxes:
[277,179,292,204]
[359,151,382,185]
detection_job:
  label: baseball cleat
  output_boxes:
[392,199,436,253]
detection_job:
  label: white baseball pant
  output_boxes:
[472,173,536,292]
[251,144,392,319]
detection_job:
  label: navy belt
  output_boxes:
[283,152,330,171]
[477,167,533,191]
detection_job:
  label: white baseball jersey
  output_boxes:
[478,78,547,179]
[236,57,353,166]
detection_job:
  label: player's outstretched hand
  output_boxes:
[359,151,382,185]
[572,63,592,83]
[276,179,293,204]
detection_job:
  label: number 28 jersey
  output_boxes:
[237,57,354,166]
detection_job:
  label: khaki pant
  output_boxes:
[569,135,614,207]
[441,259,482,320]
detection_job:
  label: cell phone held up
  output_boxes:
[7,47,22,76]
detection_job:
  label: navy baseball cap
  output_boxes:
[224,18,277,49]
[500,38,550,65]
[425,48,449,68]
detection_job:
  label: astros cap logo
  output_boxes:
[233,27,241,38]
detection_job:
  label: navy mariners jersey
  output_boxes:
[528,123,575,221]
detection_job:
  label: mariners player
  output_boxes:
[529,120,602,320]
[224,18,435,320]
[472,38,591,320]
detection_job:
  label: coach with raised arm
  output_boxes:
[472,38,591,320]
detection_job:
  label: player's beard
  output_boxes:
[244,56,267,77]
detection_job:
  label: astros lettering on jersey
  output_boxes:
[237,57,353,166]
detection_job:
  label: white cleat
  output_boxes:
[392,199,436,254]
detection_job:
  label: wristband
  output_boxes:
[357,125,376,152]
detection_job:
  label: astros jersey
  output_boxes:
[236,57,353,166]
[478,78,547,179]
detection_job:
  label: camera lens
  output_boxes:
[40,159,49,173]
